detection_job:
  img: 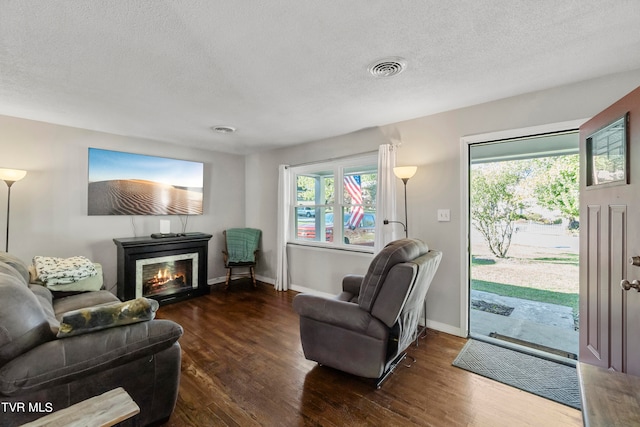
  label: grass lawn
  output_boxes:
[471,279,579,322]
[531,253,579,266]
[470,252,580,325]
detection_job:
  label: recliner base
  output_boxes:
[375,351,416,389]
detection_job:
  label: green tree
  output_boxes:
[533,155,579,225]
[296,175,334,204]
[471,163,526,258]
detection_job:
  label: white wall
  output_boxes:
[245,126,392,286]
[246,69,640,335]
[0,115,246,293]
[3,69,640,335]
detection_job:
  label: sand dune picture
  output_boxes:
[88,179,203,215]
[88,148,204,216]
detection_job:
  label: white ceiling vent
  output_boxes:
[211,125,237,134]
[368,57,407,78]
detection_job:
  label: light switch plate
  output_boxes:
[437,209,451,222]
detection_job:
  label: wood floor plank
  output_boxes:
[156,280,582,426]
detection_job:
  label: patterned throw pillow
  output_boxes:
[56,297,159,338]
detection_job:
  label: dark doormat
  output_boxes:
[471,299,514,316]
[489,332,578,360]
[453,339,581,410]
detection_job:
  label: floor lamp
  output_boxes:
[393,166,417,238]
[0,168,27,252]
[393,165,428,345]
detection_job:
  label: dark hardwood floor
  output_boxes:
[156,280,582,426]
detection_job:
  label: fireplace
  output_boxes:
[137,253,197,298]
[114,233,212,305]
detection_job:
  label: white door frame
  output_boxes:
[458,119,587,338]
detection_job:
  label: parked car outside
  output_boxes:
[297,207,315,217]
[297,212,375,245]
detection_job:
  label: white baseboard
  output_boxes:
[208,274,275,286]
[208,276,227,285]
[256,275,275,285]
[426,319,465,337]
[289,284,333,297]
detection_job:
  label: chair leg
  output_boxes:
[225,267,232,290]
[250,266,257,287]
[375,351,415,389]
[415,300,428,347]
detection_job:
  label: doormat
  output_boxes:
[471,299,514,316]
[489,332,578,360]
[453,339,581,410]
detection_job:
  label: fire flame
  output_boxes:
[156,268,173,284]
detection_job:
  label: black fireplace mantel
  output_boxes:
[113,232,212,305]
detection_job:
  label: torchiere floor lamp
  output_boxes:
[393,166,417,238]
[0,168,27,252]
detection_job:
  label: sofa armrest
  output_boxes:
[0,319,183,396]
[292,294,385,339]
[342,274,363,295]
[53,290,120,317]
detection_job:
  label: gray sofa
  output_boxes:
[0,252,183,426]
[293,239,442,387]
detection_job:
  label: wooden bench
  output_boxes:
[20,387,139,427]
[578,362,640,426]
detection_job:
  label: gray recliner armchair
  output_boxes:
[292,238,442,388]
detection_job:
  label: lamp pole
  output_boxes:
[4,180,14,252]
[401,177,409,238]
[0,168,27,253]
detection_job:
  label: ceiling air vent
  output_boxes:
[368,57,407,78]
[211,125,236,134]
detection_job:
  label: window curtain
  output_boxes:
[275,164,291,291]
[374,144,399,252]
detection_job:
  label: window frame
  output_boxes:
[289,154,378,252]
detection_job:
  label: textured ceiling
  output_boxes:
[2,1,640,155]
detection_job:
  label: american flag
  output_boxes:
[344,175,364,229]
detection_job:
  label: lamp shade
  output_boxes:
[0,169,27,183]
[393,166,417,180]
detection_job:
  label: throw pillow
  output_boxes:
[56,297,159,338]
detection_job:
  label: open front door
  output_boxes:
[579,85,640,374]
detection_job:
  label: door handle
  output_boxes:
[629,256,640,266]
[620,279,640,292]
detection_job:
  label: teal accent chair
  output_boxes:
[222,228,261,289]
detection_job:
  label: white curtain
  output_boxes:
[275,164,291,291]
[374,144,399,252]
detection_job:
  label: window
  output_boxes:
[291,154,378,250]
